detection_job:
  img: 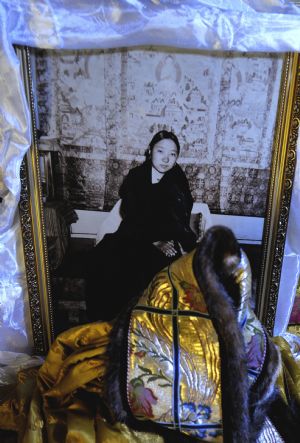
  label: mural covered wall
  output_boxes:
[35,48,283,216]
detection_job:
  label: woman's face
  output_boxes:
[151,138,178,174]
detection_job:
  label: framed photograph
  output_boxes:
[16,46,299,354]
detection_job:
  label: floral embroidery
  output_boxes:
[179,281,208,312]
[245,316,264,336]
[195,429,207,439]
[134,350,146,358]
[133,365,172,388]
[132,320,173,367]
[181,402,212,422]
[189,428,222,440]
[243,314,265,376]
[127,255,223,439]
[128,378,158,419]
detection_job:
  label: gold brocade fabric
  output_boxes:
[127,250,266,441]
[128,251,222,441]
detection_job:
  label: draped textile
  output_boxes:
[0,323,299,442]
[0,321,164,443]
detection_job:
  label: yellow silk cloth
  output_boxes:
[0,321,163,443]
[0,325,300,442]
[272,336,300,408]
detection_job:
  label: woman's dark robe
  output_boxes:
[85,160,196,321]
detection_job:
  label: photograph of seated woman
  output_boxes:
[85,130,196,321]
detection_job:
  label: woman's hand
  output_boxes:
[153,240,177,257]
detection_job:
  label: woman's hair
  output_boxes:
[146,130,180,160]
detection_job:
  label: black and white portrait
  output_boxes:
[33,47,283,333]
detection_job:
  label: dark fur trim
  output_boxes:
[253,338,300,443]
[267,391,300,443]
[249,336,281,440]
[193,226,250,442]
[104,299,134,424]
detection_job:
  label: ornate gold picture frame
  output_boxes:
[16,45,299,354]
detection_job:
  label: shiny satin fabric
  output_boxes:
[273,335,300,408]
[3,1,300,52]
[0,0,300,372]
[128,252,222,441]
[0,315,299,441]
[0,8,33,354]
[0,321,164,442]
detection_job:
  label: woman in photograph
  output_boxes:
[85,130,196,321]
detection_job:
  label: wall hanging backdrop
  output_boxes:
[0,1,300,363]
